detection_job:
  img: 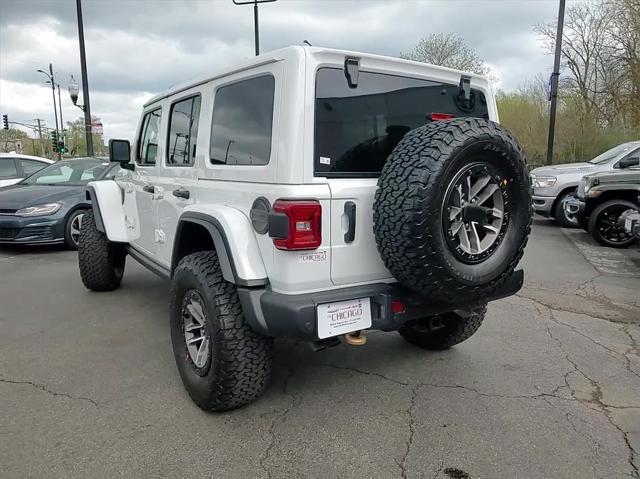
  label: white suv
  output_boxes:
[79,46,532,411]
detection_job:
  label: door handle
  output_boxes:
[344,201,356,243]
[142,185,155,194]
[172,188,190,199]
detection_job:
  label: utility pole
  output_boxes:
[232,0,277,56]
[57,84,64,135]
[546,0,566,166]
[35,118,45,156]
[75,0,94,156]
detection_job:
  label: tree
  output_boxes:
[66,115,104,156]
[400,33,492,77]
[0,127,29,141]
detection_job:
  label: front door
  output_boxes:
[126,107,162,256]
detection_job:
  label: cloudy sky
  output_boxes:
[1,0,569,141]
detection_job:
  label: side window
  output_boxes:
[137,108,162,165]
[0,158,18,178]
[19,159,46,176]
[167,95,201,166]
[210,75,275,166]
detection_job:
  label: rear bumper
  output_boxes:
[0,215,65,245]
[532,195,555,215]
[238,270,524,341]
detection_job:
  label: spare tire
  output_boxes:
[373,118,531,302]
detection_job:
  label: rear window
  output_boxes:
[314,68,489,177]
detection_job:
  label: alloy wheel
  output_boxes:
[181,290,211,374]
[70,212,85,246]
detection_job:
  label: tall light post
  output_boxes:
[74,0,94,156]
[546,0,566,166]
[232,0,277,56]
[37,64,61,159]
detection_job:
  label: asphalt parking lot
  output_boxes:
[1,219,639,479]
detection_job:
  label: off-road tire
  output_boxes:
[373,118,531,302]
[398,305,487,351]
[588,200,638,248]
[169,251,274,412]
[553,191,579,228]
[78,210,126,291]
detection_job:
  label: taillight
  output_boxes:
[430,113,454,121]
[269,199,322,250]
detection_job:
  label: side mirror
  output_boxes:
[618,157,639,169]
[108,139,134,171]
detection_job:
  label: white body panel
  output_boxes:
[88,180,129,242]
[0,155,53,188]
[96,46,498,294]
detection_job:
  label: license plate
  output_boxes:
[317,298,372,339]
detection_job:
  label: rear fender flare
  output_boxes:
[173,206,267,287]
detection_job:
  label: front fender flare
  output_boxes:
[174,206,268,287]
[87,180,128,242]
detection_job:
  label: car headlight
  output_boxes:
[15,203,62,217]
[532,176,557,188]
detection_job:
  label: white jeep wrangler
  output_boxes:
[79,46,531,411]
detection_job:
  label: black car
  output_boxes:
[0,158,119,249]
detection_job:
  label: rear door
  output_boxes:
[313,67,490,286]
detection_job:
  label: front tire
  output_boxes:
[398,305,487,351]
[64,209,87,250]
[588,200,638,248]
[78,210,126,291]
[553,191,579,228]
[169,251,274,412]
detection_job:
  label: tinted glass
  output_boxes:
[0,158,17,178]
[167,96,201,166]
[314,68,489,176]
[210,75,275,166]
[19,159,46,176]
[138,109,161,165]
[590,143,637,164]
[22,159,108,185]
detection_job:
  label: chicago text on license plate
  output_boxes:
[317,298,372,339]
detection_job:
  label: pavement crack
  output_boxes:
[0,377,98,407]
[259,365,298,479]
[398,385,418,479]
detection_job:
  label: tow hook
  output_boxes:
[343,331,367,346]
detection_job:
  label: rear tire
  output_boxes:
[553,191,579,228]
[169,251,274,412]
[588,200,638,248]
[78,210,126,291]
[398,305,487,350]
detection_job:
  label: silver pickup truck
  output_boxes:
[530,141,640,227]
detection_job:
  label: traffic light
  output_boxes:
[2,114,7,130]
[51,131,59,152]
[58,140,65,154]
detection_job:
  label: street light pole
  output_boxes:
[75,0,94,156]
[57,84,64,135]
[546,0,566,166]
[232,0,277,56]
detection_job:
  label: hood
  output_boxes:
[532,162,596,176]
[0,184,83,211]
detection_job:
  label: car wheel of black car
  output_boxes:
[588,200,639,248]
[78,210,126,291]
[64,209,87,250]
[553,191,579,228]
[398,305,487,350]
[169,251,274,412]
[373,118,532,302]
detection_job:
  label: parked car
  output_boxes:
[0,158,119,249]
[530,141,640,227]
[79,46,531,411]
[565,167,640,248]
[0,153,53,188]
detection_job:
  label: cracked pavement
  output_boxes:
[1,219,639,478]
